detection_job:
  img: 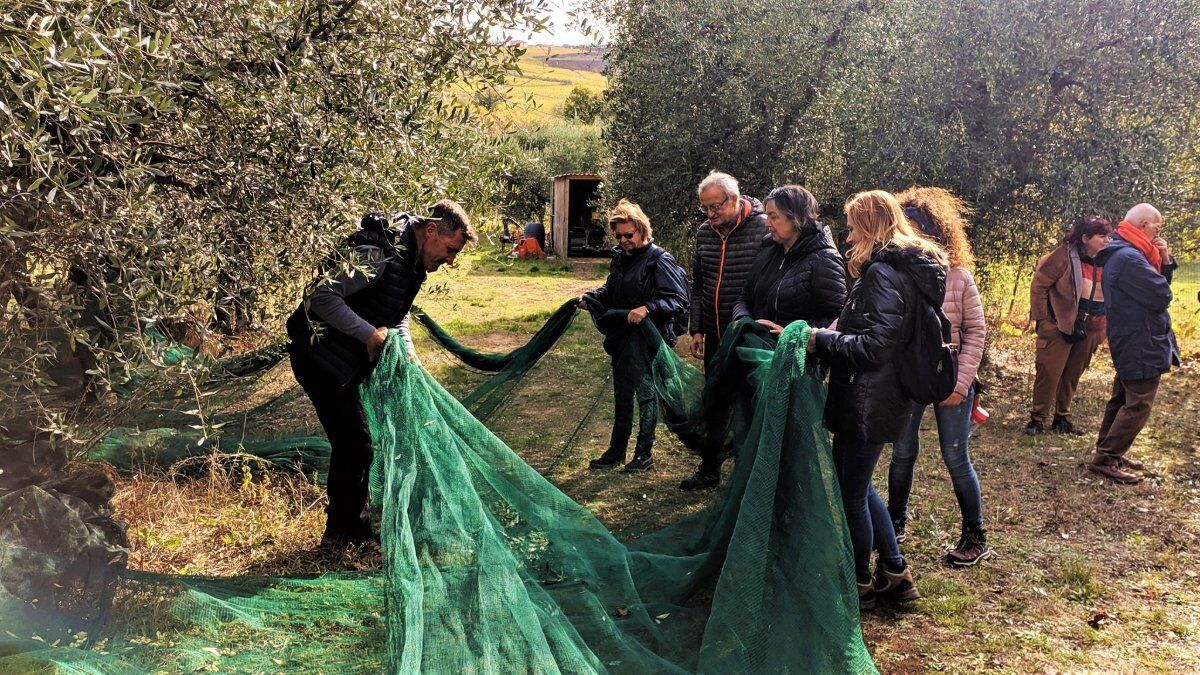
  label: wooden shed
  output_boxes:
[550,173,606,258]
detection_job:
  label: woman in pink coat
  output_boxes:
[887,187,991,567]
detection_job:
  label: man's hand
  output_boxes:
[1153,236,1170,261]
[627,306,649,325]
[939,391,966,407]
[367,327,389,362]
[690,333,704,359]
[578,293,590,309]
[755,319,784,334]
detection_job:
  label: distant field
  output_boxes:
[491,46,608,127]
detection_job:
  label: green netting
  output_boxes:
[86,428,332,479]
[411,299,580,421]
[84,303,576,478]
[6,306,875,673]
[111,332,287,399]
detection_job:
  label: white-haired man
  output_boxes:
[680,171,768,491]
[1089,203,1179,484]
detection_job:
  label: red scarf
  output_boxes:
[1117,220,1163,274]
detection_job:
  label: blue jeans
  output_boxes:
[832,433,905,583]
[887,386,984,532]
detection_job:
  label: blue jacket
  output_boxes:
[1098,235,1179,381]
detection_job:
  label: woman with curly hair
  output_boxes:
[887,186,991,567]
[581,199,690,473]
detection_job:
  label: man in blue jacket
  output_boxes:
[1088,203,1179,484]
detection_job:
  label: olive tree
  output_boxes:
[0,0,547,428]
[835,0,1200,260]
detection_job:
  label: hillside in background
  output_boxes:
[493,46,608,126]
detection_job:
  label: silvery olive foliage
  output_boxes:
[0,0,549,427]
[602,0,1200,262]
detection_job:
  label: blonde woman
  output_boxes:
[887,187,990,567]
[581,199,689,473]
[808,190,949,610]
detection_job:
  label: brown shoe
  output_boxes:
[872,563,920,603]
[1118,456,1144,471]
[1086,455,1142,484]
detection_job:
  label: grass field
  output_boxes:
[102,248,1200,672]
[489,45,607,127]
[979,259,1200,356]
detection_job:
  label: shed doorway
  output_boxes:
[550,173,607,258]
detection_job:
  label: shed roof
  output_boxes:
[551,172,603,181]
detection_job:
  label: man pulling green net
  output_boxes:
[4,292,874,673]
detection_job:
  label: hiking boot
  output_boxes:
[320,520,378,549]
[1050,416,1085,436]
[679,469,720,491]
[1085,454,1142,484]
[872,563,920,603]
[589,448,625,470]
[623,454,654,473]
[1118,455,1144,471]
[857,582,877,611]
[946,528,993,567]
[1024,418,1044,436]
[892,514,909,544]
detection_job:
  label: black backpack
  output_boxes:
[897,280,959,405]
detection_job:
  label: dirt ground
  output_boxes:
[103,253,1200,673]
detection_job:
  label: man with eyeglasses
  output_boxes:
[680,171,769,491]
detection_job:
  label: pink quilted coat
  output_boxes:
[944,267,986,397]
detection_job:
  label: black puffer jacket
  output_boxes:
[814,245,948,443]
[588,241,690,356]
[286,220,426,386]
[731,223,847,329]
[689,196,769,337]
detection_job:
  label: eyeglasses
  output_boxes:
[612,231,636,240]
[700,194,731,215]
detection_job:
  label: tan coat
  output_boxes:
[1030,244,1083,335]
[944,267,986,397]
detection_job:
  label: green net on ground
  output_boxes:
[5,305,875,673]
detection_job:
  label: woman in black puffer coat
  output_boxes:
[808,190,949,611]
[581,199,689,474]
[732,185,847,333]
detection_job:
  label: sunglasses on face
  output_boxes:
[612,231,637,240]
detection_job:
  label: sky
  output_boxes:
[508,1,609,46]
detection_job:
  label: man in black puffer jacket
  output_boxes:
[682,171,769,490]
[286,201,475,546]
[733,185,847,331]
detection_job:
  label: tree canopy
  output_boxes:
[602,0,1200,260]
[0,0,547,427]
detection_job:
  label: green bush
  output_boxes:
[498,123,608,222]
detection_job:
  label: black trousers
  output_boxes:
[697,330,724,475]
[610,356,657,457]
[290,349,373,536]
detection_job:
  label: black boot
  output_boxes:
[623,451,654,473]
[320,518,378,549]
[680,457,721,490]
[589,447,625,470]
[1050,416,1085,436]
[1023,417,1044,436]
